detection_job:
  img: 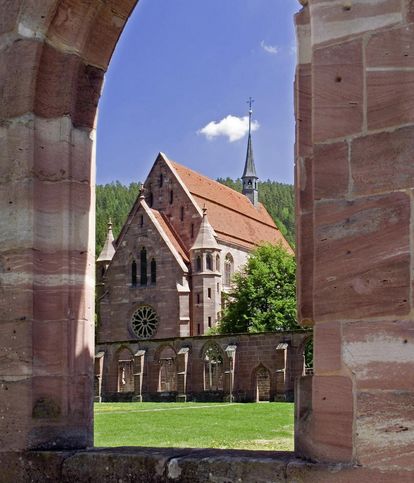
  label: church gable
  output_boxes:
[98,196,191,343]
[142,153,203,251]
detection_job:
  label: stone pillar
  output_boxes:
[0,0,138,452]
[295,0,414,468]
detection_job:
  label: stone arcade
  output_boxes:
[1,1,414,481]
[95,331,311,403]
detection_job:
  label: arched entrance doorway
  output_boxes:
[254,365,271,402]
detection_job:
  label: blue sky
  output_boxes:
[97,0,299,186]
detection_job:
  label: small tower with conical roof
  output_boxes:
[96,219,116,294]
[190,207,222,336]
[242,97,259,207]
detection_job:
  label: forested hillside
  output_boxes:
[96,182,141,256]
[96,179,294,256]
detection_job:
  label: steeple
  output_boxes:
[97,219,115,263]
[242,97,259,207]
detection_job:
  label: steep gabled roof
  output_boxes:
[169,160,292,253]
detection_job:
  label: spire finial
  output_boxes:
[108,218,113,230]
[247,97,254,135]
[202,204,207,216]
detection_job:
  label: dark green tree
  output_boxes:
[218,243,298,334]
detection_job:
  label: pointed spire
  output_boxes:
[190,206,219,251]
[242,98,259,206]
[242,97,258,178]
[97,219,115,262]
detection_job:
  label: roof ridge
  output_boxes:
[170,160,274,224]
[193,193,279,231]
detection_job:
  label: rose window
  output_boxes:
[131,305,158,339]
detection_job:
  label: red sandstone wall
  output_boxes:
[295,0,414,469]
[97,331,309,402]
[98,201,188,342]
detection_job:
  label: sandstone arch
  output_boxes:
[1,1,413,478]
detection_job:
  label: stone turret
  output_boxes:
[190,208,222,336]
[96,219,115,287]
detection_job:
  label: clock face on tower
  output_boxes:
[130,305,159,339]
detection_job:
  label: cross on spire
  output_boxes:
[247,97,254,135]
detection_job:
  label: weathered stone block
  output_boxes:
[356,390,414,469]
[32,116,94,184]
[343,320,414,390]
[0,0,20,35]
[0,39,41,118]
[367,70,414,130]
[34,45,104,129]
[314,321,342,374]
[313,40,363,142]
[0,319,32,377]
[310,0,402,45]
[0,377,32,452]
[351,125,414,196]
[314,192,410,321]
[295,63,312,158]
[296,156,313,214]
[314,141,348,200]
[0,116,35,183]
[367,24,414,69]
[297,211,314,325]
[311,376,353,462]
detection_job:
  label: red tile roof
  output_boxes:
[170,161,293,253]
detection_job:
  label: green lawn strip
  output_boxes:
[94,402,294,451]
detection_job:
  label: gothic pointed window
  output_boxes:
[169,189,173,204]
[149,192,154,207]
[151,258,156,284]
[196,256,202,272]
[224,253,234,286]
[216,254,220,272]
[140,247,147,285]
[206,254,212,271]
[180,206,184,221]
[131,260,137,286]
[159,173,163,187]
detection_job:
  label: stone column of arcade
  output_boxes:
[0,0,138,452]
[295,0,414,470]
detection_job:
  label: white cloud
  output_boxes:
[260,40,279,55]
[198,115,260,143]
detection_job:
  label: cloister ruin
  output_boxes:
[1,0,414,481]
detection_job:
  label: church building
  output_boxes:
[96,118,292,345]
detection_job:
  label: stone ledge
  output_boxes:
[0,448,411,483]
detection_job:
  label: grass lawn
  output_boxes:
[94,402,294,451]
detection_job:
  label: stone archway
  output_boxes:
[0,0,140,452]
[1,1,414,477]
[254,365,271,402]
